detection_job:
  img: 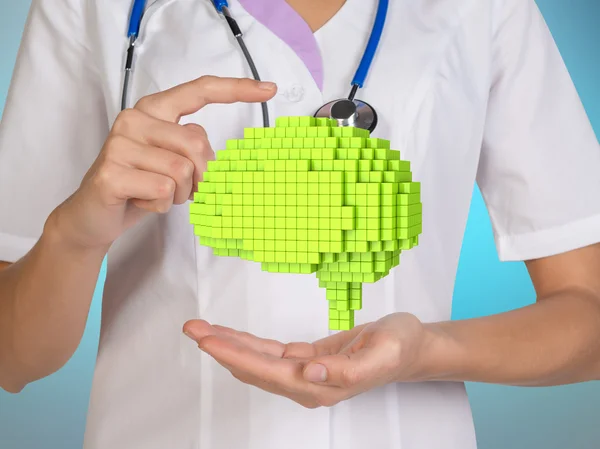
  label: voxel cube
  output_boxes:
[190,116,422,331]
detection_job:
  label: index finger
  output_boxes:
[134,76,277,122]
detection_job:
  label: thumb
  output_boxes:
[302,344,387,389]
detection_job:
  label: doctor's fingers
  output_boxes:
[134,76,277,123]
[111,109,214,187]
[226,365,322,409]
[209,324,290,357]
[216,356,321,408]
[184,320,288,357]
[225,361,354,409]
[92,162,175,214]
[100,136,194,205]
[205,323,369,360]
[200,335,338,408]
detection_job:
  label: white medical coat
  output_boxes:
[1,0,600,448]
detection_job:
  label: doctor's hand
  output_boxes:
[184,313,438,408]
[51,76,277,250]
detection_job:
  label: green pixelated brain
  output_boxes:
[190,116,422,331]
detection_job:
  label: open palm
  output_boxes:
[184,312,428,408]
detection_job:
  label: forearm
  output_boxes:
[0,212,106,392]
[415,290,600,386]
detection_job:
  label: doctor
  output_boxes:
[1,0,600,448]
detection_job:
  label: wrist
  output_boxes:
[406,322,466,382]
[42,207,109,260]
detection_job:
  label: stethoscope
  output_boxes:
[122,0,388,132]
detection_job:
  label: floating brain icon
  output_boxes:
[190,116,422,331]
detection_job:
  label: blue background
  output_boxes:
[0,1,598,448]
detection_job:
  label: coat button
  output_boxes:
[284,84,305,102]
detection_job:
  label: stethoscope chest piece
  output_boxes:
[314,98,378,132]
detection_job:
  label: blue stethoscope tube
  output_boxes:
[350,0,388,93]
[127,0,148,38]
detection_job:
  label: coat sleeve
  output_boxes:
[476,0,600,261]
[0,0,110,262]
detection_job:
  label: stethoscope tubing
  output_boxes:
[121,0,389,129]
